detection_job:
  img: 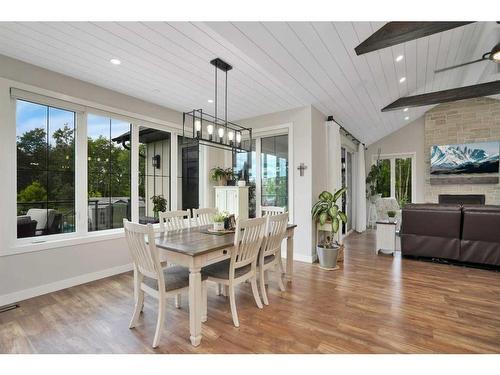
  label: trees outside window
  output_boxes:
[87,114,131,231]
[16,100,76,238]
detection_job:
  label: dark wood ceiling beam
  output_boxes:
[355,22,474,55]
[381,81,500,112]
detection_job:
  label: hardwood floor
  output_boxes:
[1,230,500,353]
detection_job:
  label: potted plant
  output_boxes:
[387,210,397,223]
[213,212,226,231]
[151,195,167,218]
[312,188,348,270]
[366,162,382,203]
[210,167,235,186]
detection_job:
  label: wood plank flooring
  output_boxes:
[1,230,500,353]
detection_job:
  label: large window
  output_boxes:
[16,100,76,238]
[261,135,288,211]
[87,114,131,231]
[373,154,415,207]
[178,136,199,210]
[138,127,171,220]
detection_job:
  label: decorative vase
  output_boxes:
[213,222,225,231]
[218,177,227,186]
[317,244,340,270]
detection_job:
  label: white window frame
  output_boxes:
[240,123,294,222]
[371,152,417,203]
[6,85,182,256]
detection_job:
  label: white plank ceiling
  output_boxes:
[0,22,498,144]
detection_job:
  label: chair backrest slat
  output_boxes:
[159,210,190,231]
[261,206,285,217]
[262,213,288,258]
[192,208,217,227]
[232,217,267,269]
[123,219,162,282]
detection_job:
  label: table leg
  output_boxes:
[286,231,294,283]
[188,266,202,346]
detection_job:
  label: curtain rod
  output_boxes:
[327,115,365,147]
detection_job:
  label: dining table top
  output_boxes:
[155,223,297,256]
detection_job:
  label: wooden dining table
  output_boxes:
[155,223,297,346]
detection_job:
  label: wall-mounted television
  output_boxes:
[430,141,499,175]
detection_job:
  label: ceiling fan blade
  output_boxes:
[354,22,474,55]
[434,58,486,73]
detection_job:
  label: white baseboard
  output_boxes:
[0,263,133,307]
[280,250,314,264]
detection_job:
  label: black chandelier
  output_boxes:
[182,58,252,153]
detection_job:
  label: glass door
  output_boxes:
[261,134,289,212]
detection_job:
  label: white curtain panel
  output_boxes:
[355,142,367,232]
[326,121,342,193]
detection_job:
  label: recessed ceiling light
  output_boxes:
[403,107,409,112]
[208,99,214,103]
[396,55,404,62]
[399,77,406,83]
[110,58,121,65]
[405,116,410,120]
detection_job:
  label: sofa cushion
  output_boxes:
[401,204,462,238]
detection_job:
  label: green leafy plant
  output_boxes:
[213,211,227,223]
[312,188,348,235]
[151,195,167,217]
[210,167,234,185]
[387,210,397,218]
[366,162,382,198]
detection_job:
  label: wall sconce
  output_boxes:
[152,154,161,169]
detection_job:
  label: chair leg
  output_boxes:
[259,267,269,306]
[202,281,208,323]
[250,277,263,309]
[152,296,166,348]
[216,283,222,296]
[175,294,181,309]
[228,285,239,327]
[276,263,286,292]
[222,285,229,297]
[129,289,144,329]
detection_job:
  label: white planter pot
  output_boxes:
[317,245,339,270]
[213,222,225,231]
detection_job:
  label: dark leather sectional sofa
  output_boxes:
[400,203,500,267]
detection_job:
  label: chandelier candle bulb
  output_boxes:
[236,132,242,144]
[228,131,234,146]
[207,124,214,141]
[195,119,201,138]
[218,127,224,144]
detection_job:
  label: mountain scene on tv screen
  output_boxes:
[430,142,500,175]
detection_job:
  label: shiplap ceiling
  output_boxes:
[0,22,498,145]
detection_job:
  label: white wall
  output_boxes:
[365,116,426,203]
[0,55,186,305]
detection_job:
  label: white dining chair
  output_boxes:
[261,206,285,217]
[123,219,208,348]
[258,213,288,305]
[192,207,218,227]
[159,210,191,231]
[201,217,267,327]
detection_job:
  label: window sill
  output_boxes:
[3,229,126,257]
